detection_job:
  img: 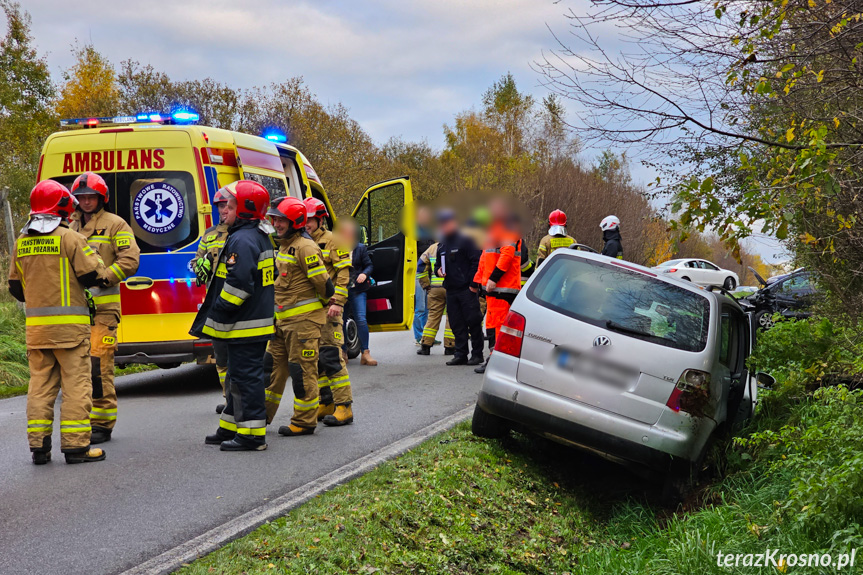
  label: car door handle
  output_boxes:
[126,276,154,290]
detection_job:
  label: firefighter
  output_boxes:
[192,180,275,451]
[190,187,233,414]
[472,201,524,374]
[600,215,624,259]
[303,197,354,426]
[416,241,455,356]
[69,172,140,444]
[536,209,575,268]
[8,180,108,464]
[434,210,484,366]
[264,197,335,436]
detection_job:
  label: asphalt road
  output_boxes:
[0,332,481,575]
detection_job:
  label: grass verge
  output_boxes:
[0,302,28,399]
[178,384,863,575]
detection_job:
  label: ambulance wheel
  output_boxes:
[344,316,362,360]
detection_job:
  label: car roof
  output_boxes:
[546,249,740,309]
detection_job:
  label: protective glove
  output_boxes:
[84,289,97,326]
[194,256,213,287]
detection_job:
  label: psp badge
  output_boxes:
[133,182,185,234]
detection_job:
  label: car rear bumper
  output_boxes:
[478,356,702,466]
[116,339,213,367]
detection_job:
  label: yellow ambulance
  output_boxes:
[37,112,416,367]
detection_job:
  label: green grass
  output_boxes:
[178,386,863,575]
[0,302,29,398]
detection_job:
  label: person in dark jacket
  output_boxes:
[600,215,623,259]
[434,210,484,366]
[338,219,377,366]
[191,181,275,452]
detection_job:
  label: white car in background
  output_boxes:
[654,259,739,290]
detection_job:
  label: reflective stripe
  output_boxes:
[26,306,89,317]
[276,253,297,263]
[92,294,121,305]
[87,237,110,245]
[89,286,120,297]
[422,328,438,336]
[109,263,127,281]
[203,317,275,339]
[417,272,429,278]
[491,287,520,295]
[217,371,226,383]
[334,260,351,269]
[334,286,349,297]
[27,419,53,433]
[26,315,90,326]
[236,427,266,436]
[221,283,251,304]
[60,258,70,307]
[90,407,117,420]
[521,260,533,272]
[258,250,275,261]
[294,397,320,411]
[61,420,91,433]
[274,298,323,320]
[265,390,282,404]
[330,375,350,389]
[321,249,331,257]
[318,376,331,388]
[219,418,237,432]
[307,266,327,278]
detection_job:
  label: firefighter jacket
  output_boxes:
[70,208,140,318]
[190,219,275,342]
[474,223,523,302]
[7,223,105,348]
[536,233,575,267]
[417,243,444,290]
[310,226,351,307]
[273,231,333,325]
[194,222,229,262]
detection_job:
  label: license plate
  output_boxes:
[556,349,637,390]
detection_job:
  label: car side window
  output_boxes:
[703,261,719,270]
[354,182,404,245]
[719,307,744,371]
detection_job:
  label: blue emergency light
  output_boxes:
[262,129,287,143]
[60,108,200,128]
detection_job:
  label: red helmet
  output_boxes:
[71,172,109,203]
[234,180,270,220]
[303,197,329,220]
[30,180,78,219]
[268,197,307,231]
[549,209,567,227]
[213,183,236,204]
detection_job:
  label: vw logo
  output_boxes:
[593,335,611,347]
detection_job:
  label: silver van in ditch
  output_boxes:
[473,250,766,479]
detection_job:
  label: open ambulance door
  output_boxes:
[351,177,416,332]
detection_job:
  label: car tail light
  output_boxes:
[495,311,526,358]
[666,369,711,415]
[668,268,678,273]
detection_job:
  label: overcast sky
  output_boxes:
[25,0,786,264]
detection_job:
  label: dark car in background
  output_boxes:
[740,267,819,329]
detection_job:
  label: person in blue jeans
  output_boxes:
[339,219,377,366]
[413,206,435,343]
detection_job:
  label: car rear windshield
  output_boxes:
[527,255,711,352]
[53,171,199,254]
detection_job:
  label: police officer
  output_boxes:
[416,241,455,356]
[434,210,483,366]
[192,181,275,451]
[536,209,575,268]
[600,215,624,259]
[190,186,232,414]
[70,172,140,444]
[8,180,107,464]
[264,197,335,436]
[303,198,354,426]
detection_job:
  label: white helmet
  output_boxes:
[600,215,620,232]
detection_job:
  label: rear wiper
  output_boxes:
[606,320,677,345]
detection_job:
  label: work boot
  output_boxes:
[205,428,235,445]
[467,355,484,366]
[220,438,267,452]
[416,345,431,356]
[215,404,226,414]
[444,347,456,356]
[32,451,51,465]
[322,404,354,427]
[446,356,468,366]
[317,402,336,421]
[361,350,378,366]
[89,427,112,444]
[64,447,106,464]
[278,424,315,437]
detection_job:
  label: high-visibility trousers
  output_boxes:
[318,310,352,406]
[27,339,93,453]
[485,295,513,333]
[421,287,454,348]
[266,318,322,428]
[89,313,118,430]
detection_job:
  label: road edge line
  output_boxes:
[118,405,474,575]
